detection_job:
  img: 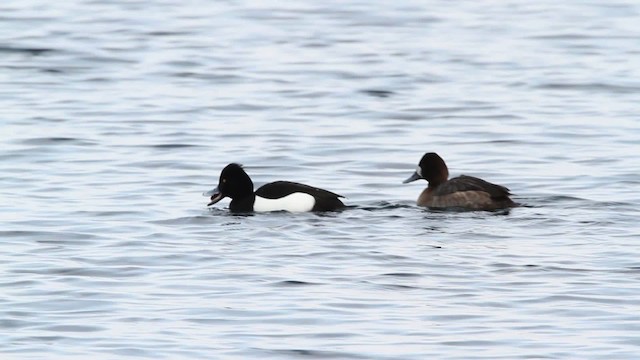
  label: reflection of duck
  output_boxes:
[204,163,345,212]
[403,153,516,210]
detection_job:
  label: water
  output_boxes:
[2,0,640,358]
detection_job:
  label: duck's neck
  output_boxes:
[426,169,448,189]
[427,181,440,190]
[230,193,256,212]
[427,177,446,190]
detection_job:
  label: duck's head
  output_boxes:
[204,163,254,206]
[403,152,449,185]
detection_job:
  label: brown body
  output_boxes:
[404,153,516,211]
[417,185,515,210]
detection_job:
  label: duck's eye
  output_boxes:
[222,178,227,183]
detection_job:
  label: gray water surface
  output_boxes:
[2,1,640,359]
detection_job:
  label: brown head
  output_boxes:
[402,152,449,186]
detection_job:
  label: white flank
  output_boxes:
[253,193,315,212]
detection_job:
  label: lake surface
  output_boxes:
[2,0,640,359]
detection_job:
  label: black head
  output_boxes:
[204,163,254,206]
[403,152,449,185]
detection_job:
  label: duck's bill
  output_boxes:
[203,187,218,197]
[402,172,422,184]
[207,193,225,206]
[203,186,225,206]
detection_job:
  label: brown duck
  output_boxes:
[403,152,516,210]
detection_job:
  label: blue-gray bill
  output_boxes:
[203,186,224,206]
[403,172,422,184]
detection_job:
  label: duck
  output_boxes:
[403,152,516,210]
[204,163,345,212]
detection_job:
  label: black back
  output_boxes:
[433,175,512,199]
[256,181,345,211]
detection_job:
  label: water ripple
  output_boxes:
[1,0,638,359]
